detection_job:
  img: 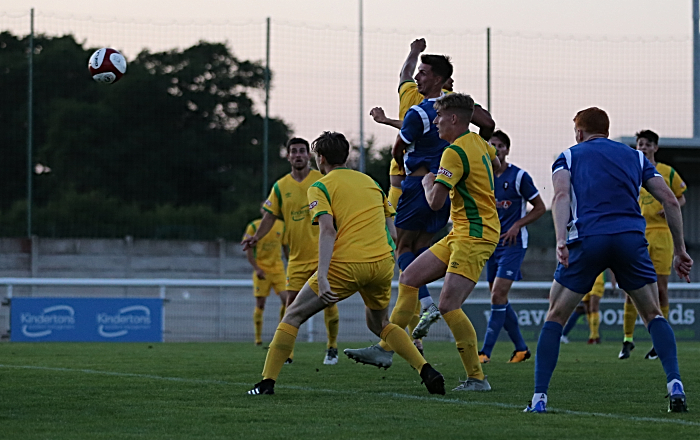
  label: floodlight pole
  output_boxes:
[359,0,365,173]
[27,8,34,238]
[693,0,699,137]
[263,17,270,198]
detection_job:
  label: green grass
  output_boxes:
[1,341,699,439]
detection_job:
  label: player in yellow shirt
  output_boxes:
[243,210,288,346]
[241,137,340,365]
[356,93,499,391]
[619,130,687,360]
[247,131,445,396]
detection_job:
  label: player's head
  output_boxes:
[443,77,454,92]
[635,129,659,159]
[573,107,609,143]
[433,93,474,143]
[286,137,310,170]
[415,54,453,95]
[311,131,350,174]
[490,130,510,163]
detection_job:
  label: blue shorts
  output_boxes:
[394,176,450,233]
[486,244,526,282]
[554,232,657,294]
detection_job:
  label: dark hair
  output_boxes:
[420,54,453,82]
[433,93,474,122]
[573,107,609,135]
[286,137,309,154]
[311,132,350,166]
[491,130,511,148]
[635,129,659,145]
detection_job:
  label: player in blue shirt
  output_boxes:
[525,107,692,414]
[478,130,545,364]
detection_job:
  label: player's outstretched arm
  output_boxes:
[316,214,339,305]
[370,107,402,130]
[471,106,496,140]
[501,194,546,246]
[551,169,571,267]
[400,38,426,84]
[242,210,277,251]
[645,176,693,281]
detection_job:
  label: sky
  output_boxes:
[2,1,697,205]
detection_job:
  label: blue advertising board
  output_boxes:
[11,298,163,342]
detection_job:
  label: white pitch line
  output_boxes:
[1,364,698,427]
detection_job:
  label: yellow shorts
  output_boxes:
[308,256,395,310]
[286,261,318,292]
[582,272,604,301]
[389,158,406,177]
[430,234,497,283]
[253,270,286,297]
[646,228,673,276]
[388,186,402,210]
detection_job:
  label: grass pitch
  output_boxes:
[1,341,699,439]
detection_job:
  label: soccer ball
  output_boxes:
[88,48,127,84]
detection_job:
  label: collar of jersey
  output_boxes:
[328,167,350,173]
[455,129,471,140]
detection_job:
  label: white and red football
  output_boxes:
[88,48,127,84]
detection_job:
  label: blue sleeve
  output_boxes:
[519,172,539,201]
[399,108,424,144]
[552,153,568,174]
[642,156,661,183]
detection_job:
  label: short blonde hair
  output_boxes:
[433,93,475,122]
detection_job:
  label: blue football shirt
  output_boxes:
[552,137,660,243]
[399,97,449,174]
[495,164,539,248]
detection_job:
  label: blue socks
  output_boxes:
[648,317,681,383]
[503,303,528,352]
[481,304,507,357]
[534,321,563,394]
[562,310,581,336]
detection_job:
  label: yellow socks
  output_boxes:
[443,309,484,380]
[388,186,401,209]
[391,284,420,329]
[253,307,264,345]
[262,322,299,381]
[324,304,340,349]
[588,312,600,340]
[623,301,637,341]
[279,304,287,322]
[380,323,426,371]
[407,301,421,336]
[661,305,669,320]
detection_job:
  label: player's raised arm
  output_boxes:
[644,175,693,281]
[370,107,403,130]
[400,38,426,84]
[471,106,496,140]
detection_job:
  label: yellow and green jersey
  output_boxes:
[434,131,500,243]
[307,168,396,263]
[264,170,323,264]
[244,218,285,272]
[639,162,686,231]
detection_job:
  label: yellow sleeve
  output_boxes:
[434,147,465,189]
[398,80,423,120]
[243,222,256,240]
[487,143,497,161]
[263,181,283,218]
[308,181,333,225]
[670,168,687,197]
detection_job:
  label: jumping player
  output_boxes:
[242,138,340,365]
[525,107,691,414]
[619,130,687,360]
[243,208,288,346]
[247,132,445,396]
[478,130,545,364]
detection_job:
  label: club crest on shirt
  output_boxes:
[496,200,512,209]
[503,182,509,190]
[264,200,272,206]
[309,201,318,210]
[438,167,453,178]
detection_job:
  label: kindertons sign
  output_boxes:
[11,298,163,342]
[462,299,699,342]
